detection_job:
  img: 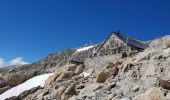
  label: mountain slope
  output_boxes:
[0,35,170,100]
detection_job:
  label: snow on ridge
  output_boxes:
[0,73,53,100]
[76,45,94,52]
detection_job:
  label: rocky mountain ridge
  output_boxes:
[0,35,170,100]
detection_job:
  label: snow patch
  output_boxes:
[0,73,53,100]
[76,45,94,52]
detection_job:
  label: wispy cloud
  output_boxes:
[0,57,29,68]
[0,58,6,68]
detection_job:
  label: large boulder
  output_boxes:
[96,63,119,83]
[45,64,77,87]
[44,69,63,87]
[61,83,77,100]
[74,64,85,75]
[58,71,74,80]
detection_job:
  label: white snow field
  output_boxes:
[76,45,94,52]
[0,73,53,100]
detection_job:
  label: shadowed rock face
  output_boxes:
[1,35,170,100]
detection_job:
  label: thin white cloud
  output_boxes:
[9,57,29,66]
[0,58,6,68]
[0,57,29,68]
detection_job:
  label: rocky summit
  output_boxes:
[0,34,170,100]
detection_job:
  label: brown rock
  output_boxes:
[61,83,77,100]
[45,64,77,87]
[44,70,62,87]
[74,64,85,75]
[58,71,74,80]
[64,64,78,72]
[96,66,119,83]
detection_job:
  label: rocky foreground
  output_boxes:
[0,35,170,100]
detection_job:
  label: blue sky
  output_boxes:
[0,0,170,63]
